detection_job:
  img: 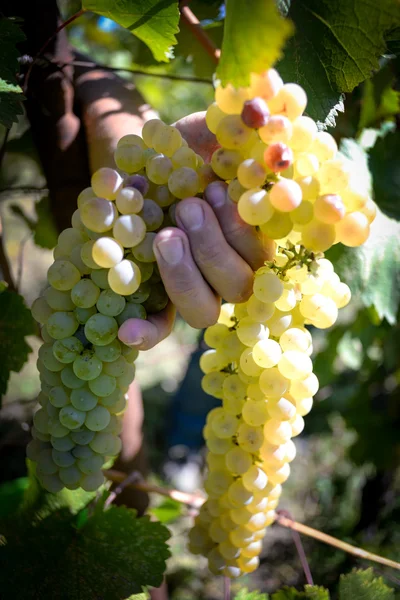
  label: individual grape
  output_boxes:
[84,314,118,346]
[290,200,314,226]
[120,344,139,363]
[38,344,64,372]
[73,350,103,381]
[131,233,156,263]
[59,405,86,430]
[46,312,79,340]
[318,158,350,194]
[103,355,129,377]
[71,279,100,308]
[266,397,296,421]
[171,146,198,169]
[116,302,146,326]
[114,144,145,173]
[48,386,69,408]
[146,153,173,185]
[239,348,263,377]
[139,199,164,232]
[168,167,200,199]
[215,83,250,114]
[112,214,146,248]
[241,97,270,129]
[290,372,319,400]
[242,466,268,492]
[75,306,97,324]
[311,131,337,162]
[275,286,297,312]
[58,465,81,486]
[69,245,92,275]
[216,115,252,150]
[90,431,119,454]
[253,271,283,303]
[211,148,242,180]
[88,373,117,397]
[301,220,336,252]
[250,69,283,100]
[77,186,95,208]
[269,179,302,212]
[238,188,274,225]
[117,134,146,150]
[266,461,291,485]
[236,317,267,347]
[261,210,293,239]
[263,419,292,445]
[93,339,121,363]
[227,178,246,202]
[228,479,254,507]
[290,116,318,151]
[80,470,105,492]
[47,260,81,291]
[237,423,264,452]
[242,399,269,426]
[52,449,75,468]
[81,241,101,270]
[278,350,313,380]
[96,289,126,317]
[57,228,88,255]
[246,296,275,323]
[80,198,117,233]
[70,386,98,411]
[85,405,111,431]
[89,271,109,292]
[91,167,122,200]
[259,114,292,144]
[295,153,319,177]
[71,428,95,445]
[91,237,123,269]
[296,396,313,417]
[268,83,307,120]
[225,447,253,475]
[259,368,289,398]
[237,159,266,189]
[290,413,305,437]
[152,124,182,156]
[205,102,226,133]
[264,143,293,173]
[108,259,141,295]
[44,288,75,312]
[252,339,282,368]
[77,454,104,475]
[210,410,238,438]
[335,212,370,247]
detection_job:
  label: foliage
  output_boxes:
[278,0,400,126]
[11,197,58,249]
[339,568,395,600]
[0,288,35,401]
[272,586,329,599]
[82,0,180,62]
[0,464,171,600]
[0,17,25,128]
[150,497,183,523]
[216,0,294,86]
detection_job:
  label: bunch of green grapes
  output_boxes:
[188,68,376,578]
[29,122,213,492]
[188,251,350,577]
[207,69,376,250]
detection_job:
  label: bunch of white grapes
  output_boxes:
[188,67,376,578]
[28,120,214,492]
[188,252,351,577]
[207,69,376,250]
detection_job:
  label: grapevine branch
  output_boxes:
[104,469,400,572]
[180,3,220,63]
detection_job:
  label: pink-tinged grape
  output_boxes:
[335,212,370,247]
[250,69,283,100]
[259,115,292,144]
[269,179,302,212]
[241,97,270,129]
[91,167,122,200]
[124,174,149,196]
[139,199,164,232]
[264,143,293,173]
[314,194,345,224]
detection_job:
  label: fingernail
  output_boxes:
[178,202,205,231]
[204,182,227,209]
[127,336,144,346]
[156,236,184,265]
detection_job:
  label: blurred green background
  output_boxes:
[0,3,399,598]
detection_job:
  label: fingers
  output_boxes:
[153,228,221,329]
[118,302,176,351]
[175,198,254,304]
[174,112,219,161]
[204,181,276,269]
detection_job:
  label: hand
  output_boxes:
[118,112,275,351]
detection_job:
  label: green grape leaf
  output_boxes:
[339,569,395,600]
[368,131,400,220]
[278,0,400,126]
[358,68,400,132]
[0,289,35,401]
[0,501,171,599]
[0,18,25,128]
[82,0,180,62]
[150,497,183,523]
[234,588,269,600]
[216,0,294,87]
[272,586,329,600]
